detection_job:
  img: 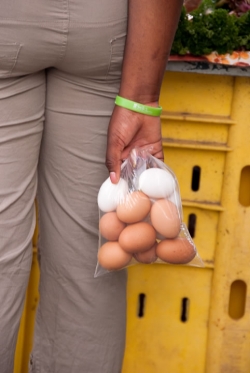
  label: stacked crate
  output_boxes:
[14,209,40,373]
[122,71,250,373]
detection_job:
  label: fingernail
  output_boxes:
[110,172,117,183]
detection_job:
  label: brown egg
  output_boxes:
[99,212,126,241]
[119,222,156,253]
[150,199,181,238]
[98,241,132,270]
[156,238,196,264]
[134,241,158,264]
[116,191,151,224]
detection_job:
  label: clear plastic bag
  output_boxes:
[94,148,203,277]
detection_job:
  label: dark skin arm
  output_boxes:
[106,0,183,183]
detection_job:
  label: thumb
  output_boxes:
[105,142,123,184]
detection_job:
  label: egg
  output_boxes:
[99,212,126,241]
[168,191,182,210]
[98,241,132,270]
[134,241,158,264]
[116,191,151,223]
[119,222,156,253]
[150,199,181,238]
[138,168,175,199]
[97,177,128,212]
[156,237,196,264]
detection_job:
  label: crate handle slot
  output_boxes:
[239,166,250,207]
[228,280,247,320]
[181,297,190,322]
[191,166,201,192]
[138,293,146,318]
[188,213,197,238]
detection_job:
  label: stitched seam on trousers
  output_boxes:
[9,44,22,75]
[106,33,127,80]
[0,19,68,24]
[56,0,70,63]
[30,307,42,373]
[0,17,127,26]
[67,17,128,28]
[106,40,113,80]
[0,43,22,76]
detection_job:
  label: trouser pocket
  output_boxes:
[0,43,21,77]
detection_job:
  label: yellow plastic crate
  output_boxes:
[123,72,250,373]
[122,265,213,373]
[14,71,250,373]
[14,248,39,373]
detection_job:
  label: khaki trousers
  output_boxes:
[0,1,128,372]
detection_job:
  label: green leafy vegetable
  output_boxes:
[171,6,250,56]
[171,7,190,55]
[236,11,250,50]
[188,9,238,55]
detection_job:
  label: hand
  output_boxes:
[106,104,164,183]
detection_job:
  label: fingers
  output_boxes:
[105,108,136,184]
[152,148,164,162]
[105,106,164,183]
[121,142,164,162]
[105,121,126,184]
[107,141,163,184]
[105,137,123,184]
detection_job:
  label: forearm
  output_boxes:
[119,0,183,104]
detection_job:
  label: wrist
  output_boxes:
[117,75,162,112]
[115,95,162,117]
[118,82,161,106]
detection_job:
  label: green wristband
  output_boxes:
[115,96,162,117]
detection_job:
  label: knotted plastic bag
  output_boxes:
[94,148,203,277]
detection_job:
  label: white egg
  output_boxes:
[168,191,182,210]
[138,168,175,198]
[97,177,128,212]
